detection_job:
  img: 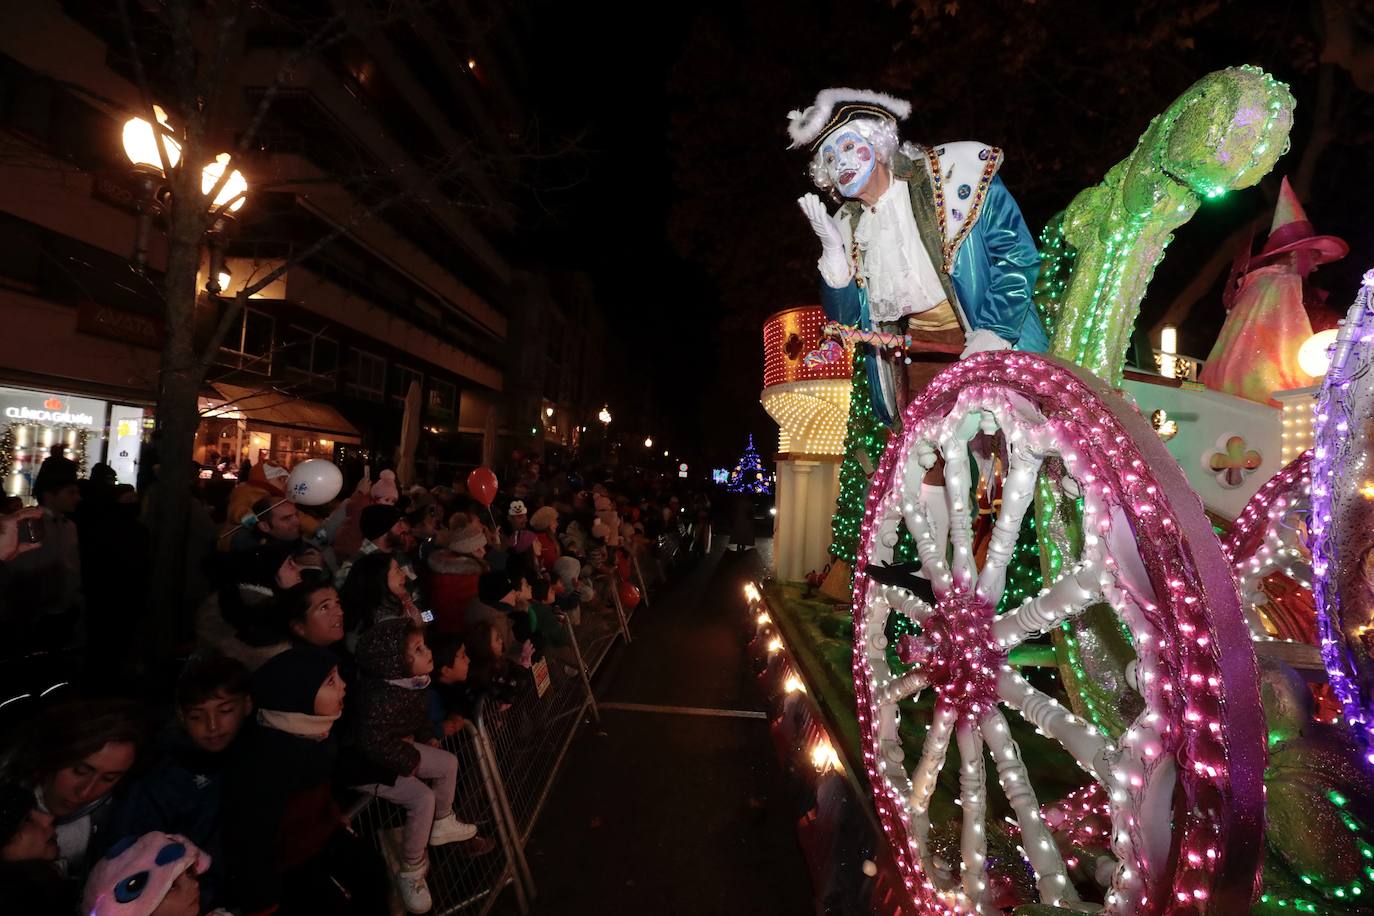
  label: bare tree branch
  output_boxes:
[116,0,178,181]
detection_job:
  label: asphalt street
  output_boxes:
[500,538,814,915]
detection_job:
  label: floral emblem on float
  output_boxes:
[1207,434,1263,487]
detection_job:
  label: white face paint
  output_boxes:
[821,128,877,198]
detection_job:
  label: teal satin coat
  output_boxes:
[818,173,1046,423]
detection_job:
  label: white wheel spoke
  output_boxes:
[851,365,1248,915]
[999,667,1115,783]
[908,701,956,868]
[902,501,953,597]
[877,670,929,707]
[976,445,1044,607]
[980,710,1083,908]
[876,584,934,625]
[992,553,1104,651]
[940,438,977,591]
[956,719,989,906]
[901,453,953,598]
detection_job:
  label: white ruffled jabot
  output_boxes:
[853,179,948,323]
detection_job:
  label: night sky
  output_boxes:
[526,0,1374,470]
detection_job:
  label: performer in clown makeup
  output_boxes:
[790,88,1048,427]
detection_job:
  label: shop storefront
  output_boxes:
[0,384,148,500]
[196,382,360,473]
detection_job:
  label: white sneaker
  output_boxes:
[430,812,479,846]
[397,860,433,914]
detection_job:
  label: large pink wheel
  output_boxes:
[853,352,1265,914]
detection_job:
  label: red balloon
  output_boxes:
[467,466,498,507]
[618,580,641,610]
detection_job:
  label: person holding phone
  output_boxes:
[0,507,45,562]
[7,472,84,651]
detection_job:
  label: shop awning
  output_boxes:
[204,383,362,444]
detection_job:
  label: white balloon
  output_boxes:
[285,459,343,506]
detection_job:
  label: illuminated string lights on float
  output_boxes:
[743,581,848,780]
[1036,64,1295,741]
[1310,270,1374,766]
[854,351,1264,914]
[1222,450,1316,646]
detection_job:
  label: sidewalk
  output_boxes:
[499,539,812,915]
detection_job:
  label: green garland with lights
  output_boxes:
[831,352,889,566]
[995,511,1043,615]
[1032,214,1075,343]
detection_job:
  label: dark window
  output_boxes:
[392,365,423,406]
[427,379,455,418]
[282,325,339,379]
[347,349,386,402]
[219,307,275,374]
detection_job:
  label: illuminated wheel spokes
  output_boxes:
[1223,452,1314,642]
[854,352,1264,915]
[981,708,1081,907]
[956,720,989,906]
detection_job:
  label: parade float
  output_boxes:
[754,66,1374,914]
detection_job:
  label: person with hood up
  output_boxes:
[220,646,386,914]
[343,619,490,913]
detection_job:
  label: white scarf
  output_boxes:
[853,178,948,323]
[257,708,340,740]
[386,674,432,690]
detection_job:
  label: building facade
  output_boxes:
[0,1,583,497]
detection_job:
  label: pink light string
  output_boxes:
[853,351,1265,914]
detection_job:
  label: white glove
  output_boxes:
[960,329,1012,359]
[798,194,853,288]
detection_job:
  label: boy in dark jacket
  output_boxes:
[109,653,251,906]
[348,619,486,913]
[426,632,477,742]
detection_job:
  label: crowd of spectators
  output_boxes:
[0,448,707,914]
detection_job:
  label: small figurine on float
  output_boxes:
[1199,176,1348,404]
[788,87,1049,427]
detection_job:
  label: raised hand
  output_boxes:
[798,193,844,253]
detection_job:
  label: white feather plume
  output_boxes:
[786,87,911,148]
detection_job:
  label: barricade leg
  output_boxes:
[472,703,536,906]
[632,551,651,608]
[607,572,632,643]
[562,616,600,724]
[345,722,529,916]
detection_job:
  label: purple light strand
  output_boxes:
[1310,270,1374,764]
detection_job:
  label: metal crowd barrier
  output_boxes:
[346,545,672,911]
[345,721,529,915]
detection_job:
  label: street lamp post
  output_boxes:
[119,103,251,660]
[121,110,248,289]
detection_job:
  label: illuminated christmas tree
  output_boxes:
[728,435,772,494]
[830,353,890,566]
